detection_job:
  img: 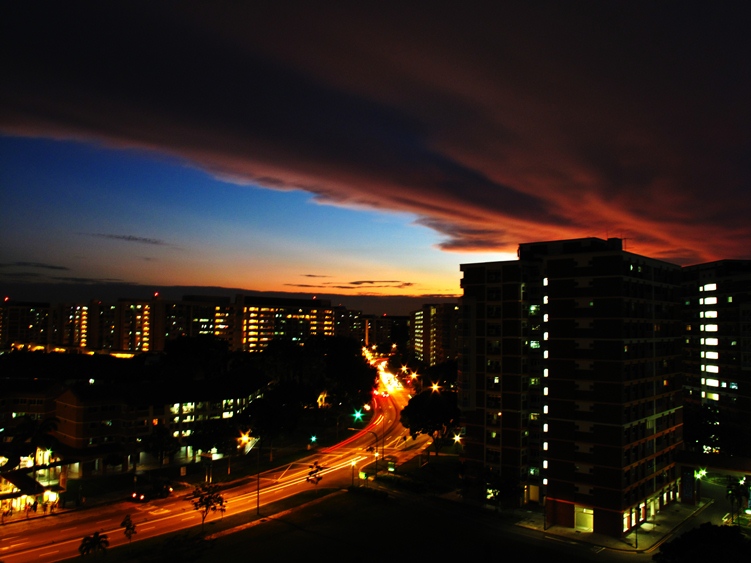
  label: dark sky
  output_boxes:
[2,1,750,311]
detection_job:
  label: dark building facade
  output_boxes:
[459,237,684,537]
[681,260,751,459]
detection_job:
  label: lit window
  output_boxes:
[543,314,549,322]
[704,324,718,332]
[705,365,719,374]
[543,368,549,378]
[704,297,717,305]
[543,478,548,485]
[706,338,719,346]
[543,441,548,451]
[706,392,719,401]
[543,423,549,432]
[704,311,717,318]
[544,332,549,340]
[543,295,549,304]
[543,387,549,396]
[703,283,717,291]
[543,350,549,359]
[543,405,549,414]
[543,460,548,469]
[543,278,548,286]
[705,378,719,387]
[706,351,719,360]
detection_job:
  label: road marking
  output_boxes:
[59,527,78,532]
[182,516,195,521]
[149,508,170,515]
[39,550,60,557]
[97,518,112,524]
[141,526,155,531]
[10,542,29,548]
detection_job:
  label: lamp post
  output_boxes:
[256,439,261,515]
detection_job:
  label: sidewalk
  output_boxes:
[507,498,713,554]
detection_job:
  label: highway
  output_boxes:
[0,359,430,563]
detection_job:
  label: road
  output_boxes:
[0,362,429,563]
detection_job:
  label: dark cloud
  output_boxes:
[81,233,167,246]
[0,262,69,271]
[2,2,750,264]
[286,279,415,292]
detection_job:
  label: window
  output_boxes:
[703,283,717,291]
[704,297,718,305]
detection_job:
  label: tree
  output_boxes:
[400,389,460,455]
[190,483,225,532]
[78,531,109,557]
[121,514,137,544]
[652,522,750,562]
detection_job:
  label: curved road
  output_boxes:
[0,366,430,563]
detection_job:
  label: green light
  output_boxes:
[310,435,317,443]
[353,409,363,422]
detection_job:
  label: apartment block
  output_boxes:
[459,237,684,538]
[410,303,459,366]
[1,294,337,354]
[682,260,751,458]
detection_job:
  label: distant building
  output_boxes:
[459,237,684,538]
[0,300,52,350]
[1,294,341,354]
[410,303,459,366]
[681,260,751,458]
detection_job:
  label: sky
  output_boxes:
[1,2,750,315]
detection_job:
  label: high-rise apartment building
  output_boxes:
[410,303,459,366]
[1,294,337,354]
[681,260,751,459]
[459,237,684,538]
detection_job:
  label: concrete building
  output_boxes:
[410,303,459,366]
[681,260,751,459]
[459,237,684,538]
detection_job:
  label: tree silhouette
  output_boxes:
[400,389,460,455]
[190,483,225,532]
[121,514,137,544]
[78,531,109,556]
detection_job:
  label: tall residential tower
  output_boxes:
[459,238,684,537]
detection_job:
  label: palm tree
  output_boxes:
[78,531,109,556]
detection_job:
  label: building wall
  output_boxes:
[460,238,684,537]
[682,260,751,458]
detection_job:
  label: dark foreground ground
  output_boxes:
[59,452,613,563]
[64,485,589,563]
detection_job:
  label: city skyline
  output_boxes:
[2,3,750,315]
